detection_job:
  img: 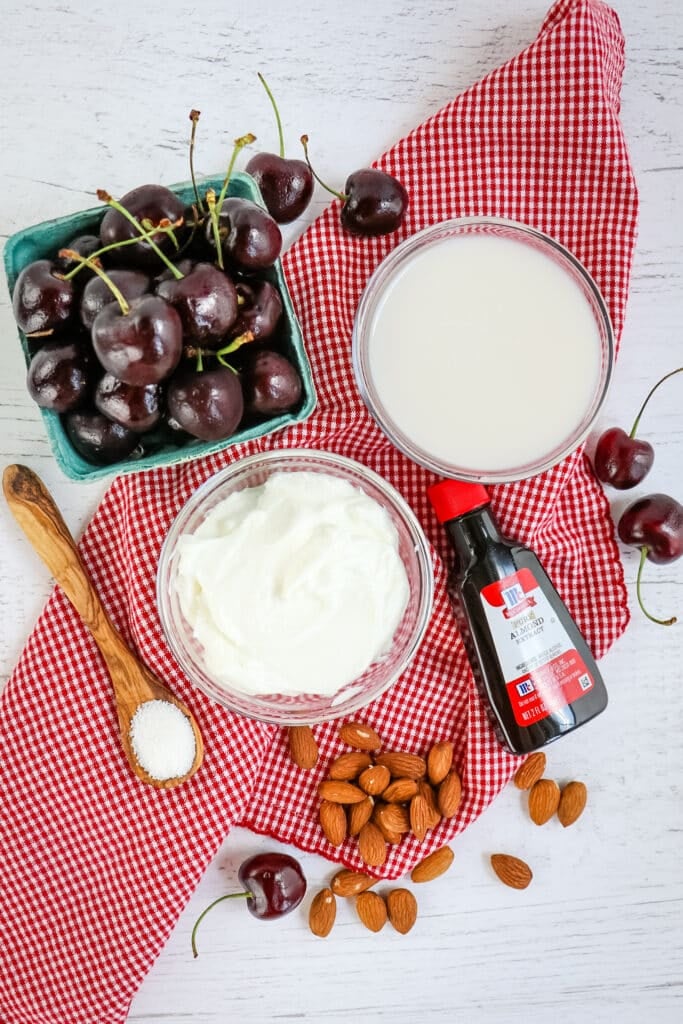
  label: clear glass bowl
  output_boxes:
[352,217,614,483]
[156,449,434,725]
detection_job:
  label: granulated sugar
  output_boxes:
[130,699,196,781]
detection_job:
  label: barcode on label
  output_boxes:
[578,673,592,691]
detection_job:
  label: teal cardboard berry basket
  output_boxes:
[3,172,316,482]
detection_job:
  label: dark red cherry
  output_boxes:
[80,269,151,330]
[242,350,302,416]
[155,258,196,284]
[593,428,654,489]
[27,339,94,412]
[92,295,183,386]
[167,364,244,441]
[212,197,282,272]
[232,279,282,342]
[341,168,408,237]
[156,263,238,344]
[99,184,185,270]
[12,259,76,335]
[94,373,161,433]
[246,153,313,223]
[55,235,103,279]
[618,493,683,626]
[65,409,139,465]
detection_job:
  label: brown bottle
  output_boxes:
[428,480,608,754]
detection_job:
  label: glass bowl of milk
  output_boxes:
[352,218,614,482]
[157,449,434,725]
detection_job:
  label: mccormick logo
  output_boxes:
[500,583,536,619]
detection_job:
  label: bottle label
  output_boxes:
[480,568,594,727]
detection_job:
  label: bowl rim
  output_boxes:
[352,215,615,483]
[156,448,435,725]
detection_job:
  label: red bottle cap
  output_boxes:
[427,480,490,523]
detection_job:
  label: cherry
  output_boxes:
[55,235,103,279]
[80,269,151,330]
[206,197,282,273]
[99,184,185,271]
[12,259,76,336]
[242,349,302,416]
[232,279,283,342]
[94,373,162,433]
[191,852,307,957]
[156,262,238,344]
[65,410,139,465]
[618,493,683,626]
[27,339,94,412]
[167,363,244,440]
[245,74,313,223]
[594,367,683,488]
[301,135,408,237]
[92,295,183,386]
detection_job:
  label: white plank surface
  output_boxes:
[1,1,682,1022]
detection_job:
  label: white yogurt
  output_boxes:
[366,232,604,474]
[174,471,410,696]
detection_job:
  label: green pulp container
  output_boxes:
[3,173,317,481]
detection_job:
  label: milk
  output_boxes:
[366,233,604,475]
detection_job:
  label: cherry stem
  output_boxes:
[300,135,347,202]
[629,366,683,438]
[96,190,184,280]
[62,223,184,281]
[257,72,285,159]
[205,189,224,270]
[191,891,252,959]
[635,546,677,626]
[216,330,255,357]
[188,109,205,215]
[216,134,257,213]
[58,249,130,315]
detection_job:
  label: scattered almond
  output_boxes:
[409,793,431,841]
[375,751,426,780]
[386,888,418,934]
[348,796,375,835]
[528,778,561,825]
[417,780,442,829]
[513,751,546,790]
[411,845,455,883]
[437,770,462,818]
[358,764,391,796]
[490,853,533,890]
[339,721,382,751]
[309,888,336,937]
[382,778,419,803]
[557,780,587,827]
[328,752,372,780]
[330,869,376,897]
[427,741,454,785]
[287,725,319,770]
[356,891,387,932]
[318,780,367,805]
[319,800,347,847]
[358,822,387,867]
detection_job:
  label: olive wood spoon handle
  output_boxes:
[3,463,203,789]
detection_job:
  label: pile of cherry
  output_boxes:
[10,78,409,467]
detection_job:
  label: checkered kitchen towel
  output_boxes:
[0,2,637,1021]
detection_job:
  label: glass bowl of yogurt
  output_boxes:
[157,449,434,725]
[352,217,614,482]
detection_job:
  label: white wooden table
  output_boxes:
[1,2,682,1021]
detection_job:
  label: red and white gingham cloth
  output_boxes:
[0,2,637,1021]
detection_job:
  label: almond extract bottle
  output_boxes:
[428,480,608,754]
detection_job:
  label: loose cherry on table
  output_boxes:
[245,73,314,224]
[618,493,683,626]
[191,852,307,957]
[594,367,683,488]
[300,135,408,237]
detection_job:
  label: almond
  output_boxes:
[374,801,411,835]
[528,778,561,825]
[417,780,442,829]
[319,800,347,847]
[309,888,336,937]
[356,891,387,932]
[382,778,419,803]
[490,853,533,890]
[330,869,376,897]
[386,888,418,934]
[358,822,387,867]
[437,770,462,818]
[372,803,403,844]
[427,741,454,785]
[557,780,587,827]
[409,793,431,841]
[317,780,367,804]
[513,751,546,790]
[287,725,319,770]
[348,796,375,835]
[338,721,382,751]
[410,845,455,883]
[328,752,372,780]
[358,764,390,796]
[375,751,426,780]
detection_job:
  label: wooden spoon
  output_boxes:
[3,464,204,789]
